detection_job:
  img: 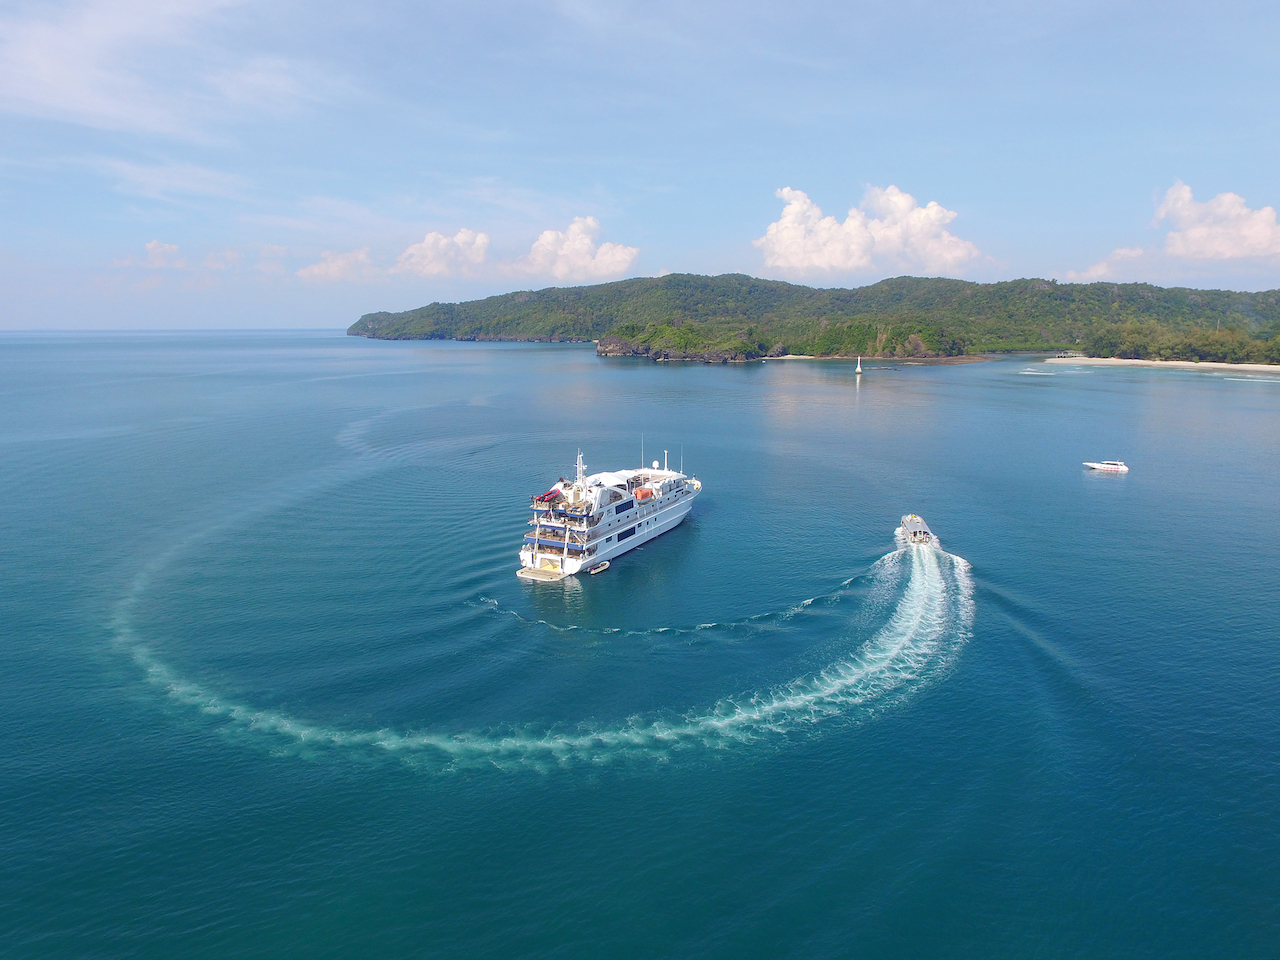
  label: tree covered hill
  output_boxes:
[348,274,1280,362]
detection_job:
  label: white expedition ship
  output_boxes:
[517,452,702,582]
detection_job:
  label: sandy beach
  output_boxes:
[1044,357,1280,375]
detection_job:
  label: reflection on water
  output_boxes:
[6,335,1280,956]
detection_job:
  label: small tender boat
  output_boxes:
[901,514,936,547]
[588,561,610,575]
[1083,460,1129,473]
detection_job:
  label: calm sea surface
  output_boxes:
[3,332,1279,958]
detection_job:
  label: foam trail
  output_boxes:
[687,545,963,737]
[114,545,974,771]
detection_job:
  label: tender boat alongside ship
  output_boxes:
[901,514,937,547]
[517,452,702,582]
[1083,460,1129,473]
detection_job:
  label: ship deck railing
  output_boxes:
[528,517,592,530]
[524,535,588,552]
[530,502,593,517]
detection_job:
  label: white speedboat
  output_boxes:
[1083,460,1129,473]
[901,514,936,547]
[517,452,701,582]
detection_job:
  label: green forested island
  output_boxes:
[348,274,1280,363]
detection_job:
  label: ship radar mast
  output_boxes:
[575,450,586,485]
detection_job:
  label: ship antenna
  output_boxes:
[664,449,668,471]
[576,449,586,484]
[641,433,644,471]
[680,445,683,475]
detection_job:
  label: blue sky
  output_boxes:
[1,0,1278,328]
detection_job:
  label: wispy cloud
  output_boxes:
[0,0,242,134]
[296,248,380,283]
[255,244,287,274]
[97,159,247,199]
[208,56,309,111]
[0,0,330,137]
[754,185,981,276]
[113,239,282,280]
[245,195,412,240]
[203,249,240,270]
[113,239,187,268]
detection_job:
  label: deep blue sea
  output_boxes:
[4,332,1279,958]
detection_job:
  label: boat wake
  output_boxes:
[112,545,973,771]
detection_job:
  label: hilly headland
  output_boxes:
[348,274,1280,364]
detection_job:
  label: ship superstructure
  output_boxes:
[517,452,701,582]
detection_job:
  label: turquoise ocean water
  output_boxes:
[3,332,1279,957]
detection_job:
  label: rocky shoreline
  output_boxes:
[348,327,593,344]
[594,334,780,363]
[594,334,985,364]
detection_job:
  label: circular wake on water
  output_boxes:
[112,544,974,772]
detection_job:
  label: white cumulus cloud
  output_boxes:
[1156,181,1280,260]
[519,216,639,281]
[392,228,490,277]
[1064,246,1144,282]
[296,248,380,283]
[754,185,981,276]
